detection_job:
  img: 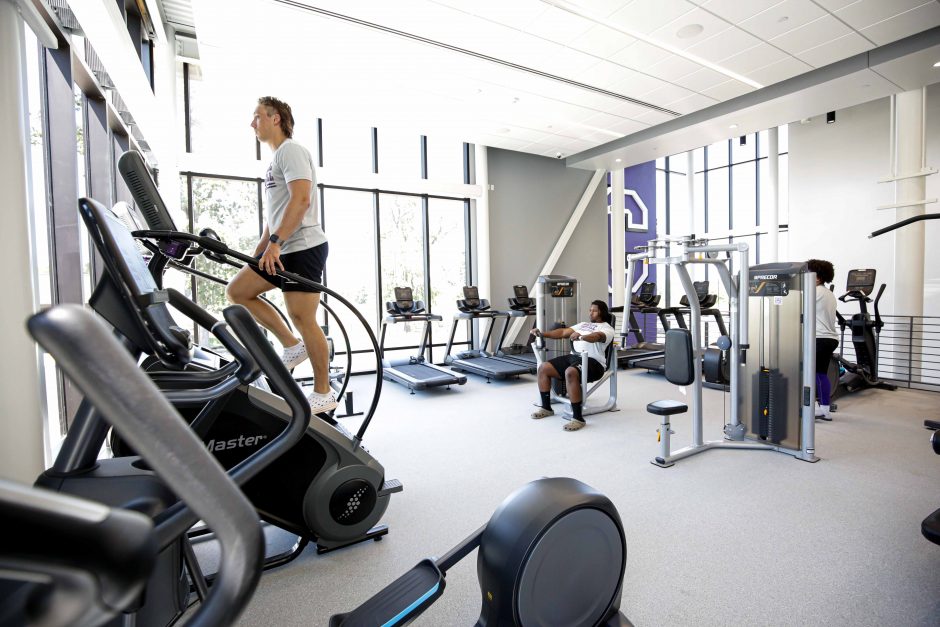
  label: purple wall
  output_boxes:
[622,161,657,344]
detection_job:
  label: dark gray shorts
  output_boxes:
[250,241,328,293]
[548,353,605,382]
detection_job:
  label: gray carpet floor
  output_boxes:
[233,367,940,626]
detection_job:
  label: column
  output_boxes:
[0,1,44,482]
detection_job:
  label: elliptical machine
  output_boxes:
[832,269,897,395]
[330,477,632,627]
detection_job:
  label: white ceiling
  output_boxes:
[184,0,940,166]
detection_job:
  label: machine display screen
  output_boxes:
[552,284,575,298]
[846,269,876,293]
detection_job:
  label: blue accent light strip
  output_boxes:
[381,582,441,627]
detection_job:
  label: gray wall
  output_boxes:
[486,147,607,346]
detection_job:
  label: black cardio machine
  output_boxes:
[831,269,897,396]
[444,286,535,382]
[612,282,666,368]
[77,197,402,561]
[495,285,540,368]
[11,304,273,627]
[330,477,632,627]
[380,287,466,393]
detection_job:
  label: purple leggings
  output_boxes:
[816,373,831,405]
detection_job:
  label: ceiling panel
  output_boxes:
[578,60,646,88]
[677,66,734,91]
[860,3,940,46]
[642,83,697,105]
[608,40,672,68]
[523,5,596,43]
[650,7,732,50]
[430,0,548,30]
[812,0,857,11]
[541,46,602,79]
[686,26,763,64]
[697,0,785,24]
[795,31,874,67]
[701,79,756,100]
[559,0,634,19]
[569,24,637,57]
[647,54,707,82]
[770,14,854,55]
[608,67,674,95]
[607,0,698,36]
[721,42,790,74]
[606,98,658,119]
[746,55,814,85]
[667,92,720,113]
[738,0,827,41]
[834,0,933,31]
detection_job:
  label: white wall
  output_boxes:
[788,86,940,317]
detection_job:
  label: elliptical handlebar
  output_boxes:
[135,228,383,443]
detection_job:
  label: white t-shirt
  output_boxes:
[264,139,327,254]
[571,321,616,366]
[816,284,839,340]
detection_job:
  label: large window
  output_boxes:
[656,126,790,334]
[187,175,262,346]
[428,198,469,359]
[323,188,377,352]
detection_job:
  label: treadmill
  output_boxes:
[444,287,536,382]
[495,285,539,368]
[612,282,668,368]
[380,287,466,394]
[629,281,727,373]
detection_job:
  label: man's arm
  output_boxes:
[253,225,271,256]
[258,178,312,274]
[531,327,575,340]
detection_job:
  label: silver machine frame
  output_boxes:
[533,275,619,419]
[625,236,819,467]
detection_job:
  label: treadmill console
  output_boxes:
[509,285,533,310]
[387,287,425,315]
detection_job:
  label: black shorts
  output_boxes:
[816,338,839,374]
[548,353,605,383]
[249,241,328,293]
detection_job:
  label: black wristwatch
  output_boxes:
[269,233,282,245]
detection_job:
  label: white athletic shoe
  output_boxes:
[308,390,338,414]
[280,341,309,370]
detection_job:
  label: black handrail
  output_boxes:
[869,213,940,238]
[135,229,381,443]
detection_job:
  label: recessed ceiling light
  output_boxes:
[934,61,940,68]
[778,16,789,23]
[676,24,704,39]
[615,158,622,163]
[729,123,738,129]
[497,128,511,134]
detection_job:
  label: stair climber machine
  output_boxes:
[75,197,402,571]
[829,268,897,397]
[494,284,540,368]
[118,149,359,416]
[380,286,466,393]
[330,477,633,627]
[611,280,665,369]
[5,305,264,627]
[444,286,536,382]
[628,238,818,467]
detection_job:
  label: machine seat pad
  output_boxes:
[646,400,688,416]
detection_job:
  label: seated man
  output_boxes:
[530,300,616,431]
